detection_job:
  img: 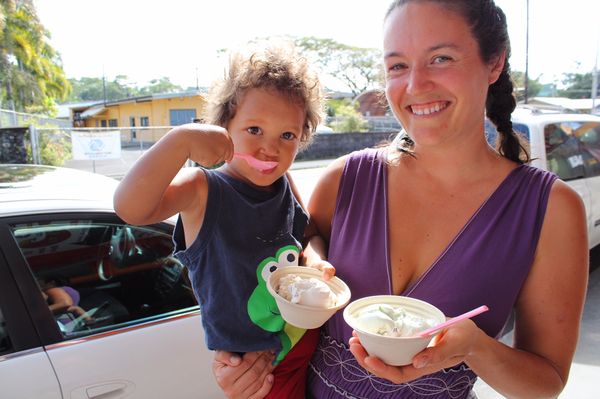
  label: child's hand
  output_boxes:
[308,260,336,281]
[180,123,234,167]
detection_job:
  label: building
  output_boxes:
[524,97,600,114]
[65,90,207,143]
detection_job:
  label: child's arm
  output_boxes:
[114,123,233,226]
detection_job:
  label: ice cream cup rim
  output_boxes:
[268,266,351,311]
[343,295,446,340]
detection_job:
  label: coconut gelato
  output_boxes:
[353,303,437,337]
[276,274,336,308]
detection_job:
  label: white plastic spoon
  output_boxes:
[416,305,489,338]
[234,152,278,172]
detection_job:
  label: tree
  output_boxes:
[0,0,70,115]
[558,72,593,99]
[138,77,183,95]
[67,75,185,102]
[327,98,369,132]
[510,71,542,101]
[295,37,383,96]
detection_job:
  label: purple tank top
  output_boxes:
[307,148,556,399]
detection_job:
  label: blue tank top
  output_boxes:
[173,169,308,356]
[308,148,557,398]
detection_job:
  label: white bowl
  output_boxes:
[267,266,351,329]
[343,295,445,366]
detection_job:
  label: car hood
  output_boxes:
[0,164,118,204]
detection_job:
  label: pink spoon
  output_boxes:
[234,152,278,172]
[416,305,489,338]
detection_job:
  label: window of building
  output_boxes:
[108,119,118,127]
[140,117,149,127]
[101,120,107,128]
[130,117,137,139]
[169,109,197,126]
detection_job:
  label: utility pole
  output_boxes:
[102,65,107,106]
[524,0,530,104]
[593,30,599,114]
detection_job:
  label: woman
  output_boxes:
[213,1,588,398]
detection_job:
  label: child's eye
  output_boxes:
[281,132,297,141]
[247,126,262,135]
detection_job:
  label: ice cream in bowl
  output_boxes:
[267,266,351,329]
[343,295,446,366]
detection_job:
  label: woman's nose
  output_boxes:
[406,66,433,95]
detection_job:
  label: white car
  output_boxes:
[497,107,600,250]
[0,164,222,398]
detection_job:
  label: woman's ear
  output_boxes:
[488,50,507,85]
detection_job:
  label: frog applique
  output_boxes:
[247,245,305,363]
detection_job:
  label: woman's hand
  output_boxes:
[308,259,336,281]
[212,350,275,399]
[348,319,483,384]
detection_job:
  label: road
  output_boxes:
[64,150,599,398]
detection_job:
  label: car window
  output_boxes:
[11,220,197,339]
[543,122,586,181]
[0,308,12,355]
[575,122,600,177]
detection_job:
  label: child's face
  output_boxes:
[224,87,304,188]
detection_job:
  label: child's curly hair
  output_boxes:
[203,42,325,148]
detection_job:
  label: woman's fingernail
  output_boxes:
[267,374,274,384]
[414,356,430,369]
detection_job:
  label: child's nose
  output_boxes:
[260,137,280,156]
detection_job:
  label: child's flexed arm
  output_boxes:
[114,123,233,226]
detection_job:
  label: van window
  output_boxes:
[543,123,585,181]
[576,122,600,177]
[512,123,530,141]
[484,120,530,147]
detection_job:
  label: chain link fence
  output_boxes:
[0,108,71,129]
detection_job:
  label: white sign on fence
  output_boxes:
[71,130,121,160]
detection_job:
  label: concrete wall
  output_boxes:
[297,131,398,160]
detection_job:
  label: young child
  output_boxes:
[113,43,327,398]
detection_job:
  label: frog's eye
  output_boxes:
[260,261,278,282]
[259,248,300,282]
[278,249,298,267]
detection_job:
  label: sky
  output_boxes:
[33,0,600,92]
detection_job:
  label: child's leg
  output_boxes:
[266,328,320,399]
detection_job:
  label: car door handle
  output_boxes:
[87,381,129,398]
[70,380,135,399]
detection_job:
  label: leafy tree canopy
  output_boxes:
[66,76,184,103]
[510,71,542,101]
[0,0,70,115]
[558,72,594,99]
[294,36,383,97]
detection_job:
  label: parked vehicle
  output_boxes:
[0,164,222,398]
[487,106,600,250]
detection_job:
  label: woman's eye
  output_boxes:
[281,131,297,141]
[388,63,407,72]
[432,55,452,64]
[247,126,262,135]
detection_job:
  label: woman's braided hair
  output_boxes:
[386,0,530,163]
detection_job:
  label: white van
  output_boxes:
[490,107,600,250]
